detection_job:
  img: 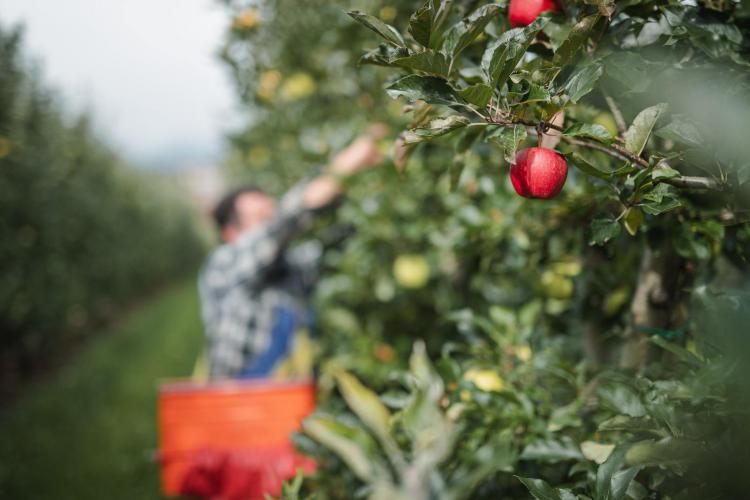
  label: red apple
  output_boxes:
[509,0,558,28]
[509,147,568,199]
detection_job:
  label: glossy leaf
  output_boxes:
[458,83,493,107]
[408,2,433,47]
[481,18,547,89]
[517,477,577,500]
[392,50,450,76]
[443,4,501,60]
[570,153,613,180]
[348,10,406,47]
[521,437,585,462]
[564,123,614,143]
[386,74,463,106]
[562,62,603,103]
[553,15,601,71]
[487,124,527,163]
[589,218,621,246]
[403,115,470,144]
[359,44,407,66]
[624,103,668,156]
[651,164,681,180]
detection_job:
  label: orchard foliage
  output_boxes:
[0,24,207,383]
[217,0,750,498]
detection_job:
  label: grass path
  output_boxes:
[0,279,203,499]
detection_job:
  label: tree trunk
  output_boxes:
[620,246,685,371]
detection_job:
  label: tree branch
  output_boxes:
[661,174,725,191]
[488,117,727,192]
[602,91,627,134]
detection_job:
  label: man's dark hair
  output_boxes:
[212,185,266,230]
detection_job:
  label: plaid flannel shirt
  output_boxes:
[198,182,321,379]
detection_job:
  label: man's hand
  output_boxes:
[304,129,386,209]
[329,133,384,176]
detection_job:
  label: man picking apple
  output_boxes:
[199,133,383,379]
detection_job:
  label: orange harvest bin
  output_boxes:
[158,379,317,499]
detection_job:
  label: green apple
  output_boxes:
[593,112,619,137]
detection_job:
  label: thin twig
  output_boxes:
[602,91,627,134]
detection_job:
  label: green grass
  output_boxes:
[0,279,203,499]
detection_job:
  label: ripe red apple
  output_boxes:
[509,0,558,27]
[509,147,568,199]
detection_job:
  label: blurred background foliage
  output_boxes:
[0,23,208,390]
[216,0,750,498]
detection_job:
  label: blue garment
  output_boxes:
[238,307,296,378]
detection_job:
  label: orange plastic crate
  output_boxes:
[158,379,316,499]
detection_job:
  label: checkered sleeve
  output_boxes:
[198,181,311,378]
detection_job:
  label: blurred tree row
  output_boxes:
[217,1,750,498]
[0,24,207,386]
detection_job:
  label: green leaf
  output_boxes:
[655,115,703,146]
[302,415,383,481]
[408,0,452,49]
[604,52,652,93]
[581,441,615,465]
[640,183,682,214]
[408,2,433,47]
[611,467,640,500]
[562,62,603,103]
[402,342,454,465]
[598,415,657,434]
[347,10,406,47]
[443,4,501,59]
[525,83,551,103]
[458,83,493,107]
[623,207,643,236]
[481,18,547,89]
[392,50,450,76]
[521,437,585,463]
[553,14,601,71]
[597,382,646,417]
[595,446,639,500]
[589,218,621,246]
[335,371,392,441]
[446,441,519,500]
[570,153,613,180]
[623,103,668,156]
[651,164,681,180]
[516,477,573,500]
[403,115,470,144]
[487,124,527,163]
[649,335,703,366]
[564,123,614,143]
[359,44,407,66]
[386,74,463,106]
[625,438,700,467]
[640,197,681,215]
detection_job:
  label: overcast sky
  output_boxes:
[0,0,237,169]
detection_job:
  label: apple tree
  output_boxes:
[217,0,750,498]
